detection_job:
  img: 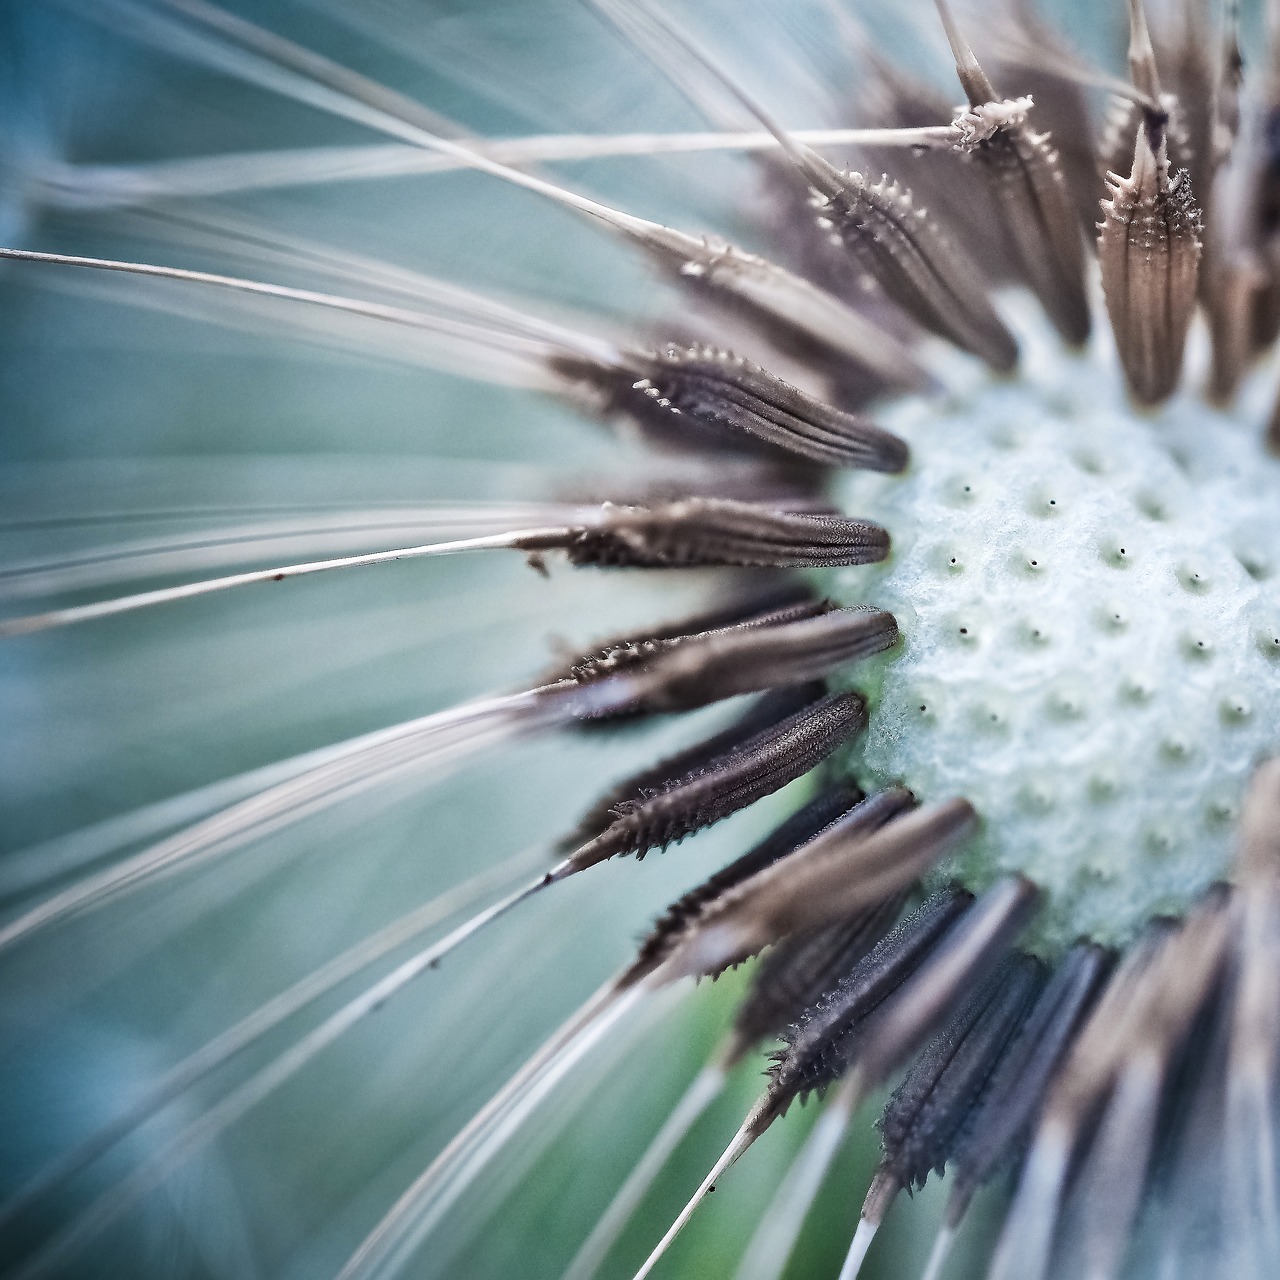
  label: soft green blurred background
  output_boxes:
[0,1,1134,1276]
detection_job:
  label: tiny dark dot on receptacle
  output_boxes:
[959,627,968,635]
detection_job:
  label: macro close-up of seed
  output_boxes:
[6,0,1280,1277]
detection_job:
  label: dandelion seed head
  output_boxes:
[838,303,1280,951]
[10,0,1280,1276]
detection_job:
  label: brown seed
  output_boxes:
[513,496,891,569]
[623,346,911,471]
[1098,115,1203,405]
[559,690,868,876]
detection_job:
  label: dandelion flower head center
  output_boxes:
[836,307,1280,953]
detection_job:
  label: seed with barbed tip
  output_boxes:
[839,877,1041,1100]
[668,796,977,983]
[558,683,829,851]
[801,159,1019,373]
[725,890,909,1065]
[593,0,1019,376]
[609,605,900,717]
[625,346,911,470]
[849,52,1019,287]
[558,690,868,876]
[769,888,974,1105]
[642,230,926,392]
[875,953,1045,1194]
[513,497,890,568]
[639,788,916,983]
[548,587,830,692]
[624,781,872,984]
[635,878,1031,1280]
[1099,114,1202,405]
